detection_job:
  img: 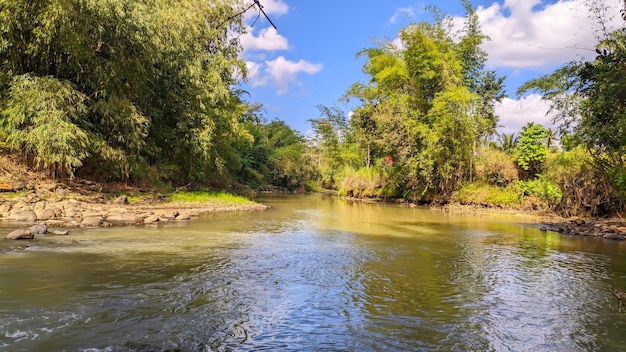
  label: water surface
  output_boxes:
[1,194,626,351]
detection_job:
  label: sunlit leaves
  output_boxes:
[0,0,249,184]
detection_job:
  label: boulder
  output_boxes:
[81,217,103,227]
[37,208,57,220]
[175,213,191,221]
[143,215,160,224]
[65,209,83,218]
[29,223,47,235]
[6,228,34,240]
[106,212,141,225]
[53,229,69,235]
[10,210,37,222]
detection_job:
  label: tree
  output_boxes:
[497,132,519,154]
[0,0,250,184]
[343,7,490,200]
[518,1,625,210]
[517,123,549,178]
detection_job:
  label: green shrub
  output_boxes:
[474,147,519,186]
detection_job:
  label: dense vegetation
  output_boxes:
[0,0,624,217]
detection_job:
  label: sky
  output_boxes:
[237,0,624,136]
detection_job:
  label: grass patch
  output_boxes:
[168,191,255,206]
[453,183,521,208]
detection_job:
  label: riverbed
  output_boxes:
[1,194,626,351]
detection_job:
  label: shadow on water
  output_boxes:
[1,193,626,351]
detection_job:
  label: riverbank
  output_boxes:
[436,202,626,241]
[1,181,268,239]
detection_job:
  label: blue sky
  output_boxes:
[237,0,623,135]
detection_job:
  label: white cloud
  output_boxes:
[475,0,623,69]
[495,94,558,134]
[390,7,416,24]
[241,27,289,52]
[243,0,289,22]
[245,61,267,87]
[266,56,323,95]
[257,0,289,16]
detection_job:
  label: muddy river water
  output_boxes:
[1,194,626,351]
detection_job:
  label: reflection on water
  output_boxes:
[1,194,626,351]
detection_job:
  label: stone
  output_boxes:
[175,213,191,221]
[81,217,103,227]
[37,208,57,220]
[6,228,34,240]
[29,223,47,235]
[45,220,66,227]
[113,195,129,205]
[53,230,69,235]
[143,215,160,224]
[10,210,37,222]
[83,209,103,218]
[65,209,83,218]
[603,233,625,241]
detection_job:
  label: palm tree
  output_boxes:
[497,132,518,154]
[545,128,558,149]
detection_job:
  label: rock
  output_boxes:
[29,223,47,235]
[156,210,178,220]
[81,217,103,227]
[175,213,191,221]
[106,212,141,225]
[113,195,129,205]
[143,215,160,224]
[603,233,625,241]
[37,208,57,220]
[45,220,66,227]
[53,230,69,235]
[6,228,34,240]
[10,210,37,222]
[83,209,103,218]
[65,209,83,218]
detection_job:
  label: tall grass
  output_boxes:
[169,191,254,205]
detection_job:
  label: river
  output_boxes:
[1,194,626,351]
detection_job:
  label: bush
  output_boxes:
[453,183,521,208]
[474,147,519,186]
[338,167,384,198]
[513,175,562,208]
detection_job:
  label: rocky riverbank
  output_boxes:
[438,202,626,241]
[540,217,626,241]
[2,187,268,240]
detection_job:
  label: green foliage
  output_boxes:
[543,146,620,216]
[338,167,384,198]
[169,191,254,206]
[0,0,249,185]
[516,123,549,177]
[496,132,519,154]
[474,147,519,186]
[338,6,500,201]
[513,175,562,206]
[1,74,90,177]
[236,116,309,190]
[454,183,521,208]
[517,6,625,214]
